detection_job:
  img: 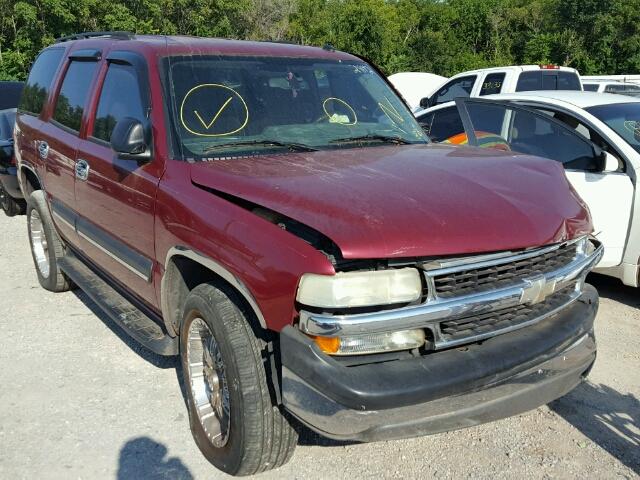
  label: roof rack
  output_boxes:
[55,31,134,43]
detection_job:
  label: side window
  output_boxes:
[92,64,145,142]
[515,71,542,92]
[467,104,506,136]
[479,73,505,96]
[53,60,99,132]
[18,48,65,116]
[417,106,464,142]
[432,76,476,106]
[508,109,597,169]
[583,84,599,92]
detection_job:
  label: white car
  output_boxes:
[417,65,582,110]
[416,91,640,287]
[582,79,640,97]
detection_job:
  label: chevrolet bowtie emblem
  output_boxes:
[520,275,557,305]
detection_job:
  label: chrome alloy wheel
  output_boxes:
[187,317,230,448]
[29,209,50,278]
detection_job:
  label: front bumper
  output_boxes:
[0,166,22,199]
[281,285,598,442]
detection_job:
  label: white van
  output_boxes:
[418,65,582,110]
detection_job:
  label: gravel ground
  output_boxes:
[0,212,638,480]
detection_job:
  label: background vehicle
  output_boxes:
[0,108,25,216]
[582,80,640,97]
[15,33,603,476]
[388,72,447,112]
[0,81,25,216]
[582,75,640,86]
[417,92,640,287]
[418,65,582,110]
[0,81,24,110]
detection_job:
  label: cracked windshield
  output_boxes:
[164,55,428,159]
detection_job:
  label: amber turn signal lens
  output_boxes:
[312,335,341,354]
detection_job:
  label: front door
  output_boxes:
[74,54,161,307]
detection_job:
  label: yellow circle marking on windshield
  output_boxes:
[180,84,249,137]
[322,97,357,125]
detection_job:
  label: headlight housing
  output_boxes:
[312,329,426,355]
[296,268,423,309]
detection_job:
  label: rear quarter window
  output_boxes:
[479,73,505,96]
[18,48,65,116]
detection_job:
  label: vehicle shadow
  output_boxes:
[294,421,359,447]
[72,290,178,369]
[549,381,640,474]
[117,436,193,480]
[587,273,640,308]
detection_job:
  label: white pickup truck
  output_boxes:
[417,65,582,110]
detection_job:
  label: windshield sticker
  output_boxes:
[180,84,249,137]
[322,97,357,125]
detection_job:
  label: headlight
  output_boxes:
[311,329,426,355]
[296,268,422,308]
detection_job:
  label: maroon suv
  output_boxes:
[15,32,603,475]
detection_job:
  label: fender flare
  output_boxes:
[161,246,268,332]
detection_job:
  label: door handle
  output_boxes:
[37,140,49,159]
[75,159,90,181]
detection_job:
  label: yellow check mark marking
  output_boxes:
[194,96,234,130]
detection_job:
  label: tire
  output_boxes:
[27,190,72,292]
[0,185,25,217]
[180,282,298,476]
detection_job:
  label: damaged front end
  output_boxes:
[280,235,603,441]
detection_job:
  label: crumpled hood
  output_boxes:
[190,144,592,259]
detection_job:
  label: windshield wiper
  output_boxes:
[329,134,413,145]
[203,139,318,153]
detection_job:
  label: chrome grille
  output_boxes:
[439,283,578,343]
[432,242,578,299]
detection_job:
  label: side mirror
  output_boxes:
[419,96,432,109]
[110,117,150,160]
[593,150,618,173]
[602,151,619,172]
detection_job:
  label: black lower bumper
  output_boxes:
[0,166,22,199]
[280,284,598,441]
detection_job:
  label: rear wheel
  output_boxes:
[180,283,297,476]
[27,190,72,292]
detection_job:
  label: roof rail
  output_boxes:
[55,31,134,43]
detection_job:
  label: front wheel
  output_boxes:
[180,283,297,476]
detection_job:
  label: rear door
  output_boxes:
[456,98,632,267]
[74,51,160,306]
[41,49,101,245]
[14,48,65,189]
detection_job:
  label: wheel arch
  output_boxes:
[161,247,268,336]
[20,164,42,198]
